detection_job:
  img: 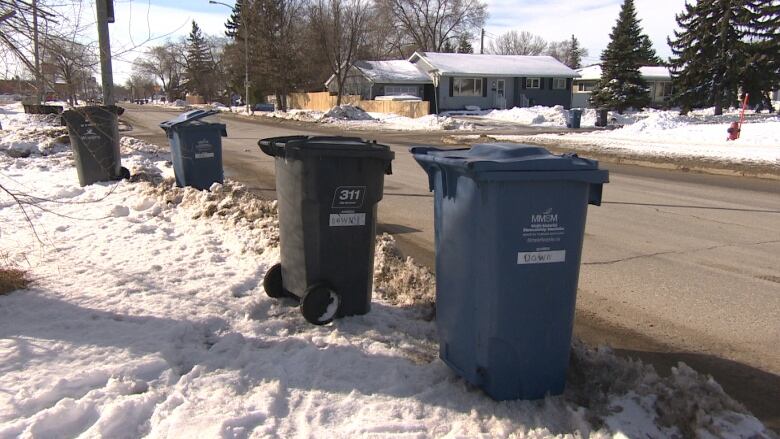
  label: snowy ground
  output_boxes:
[451,107,780,166]
[0,104,774,437]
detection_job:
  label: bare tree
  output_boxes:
[310,0,371,105]
[135,41,186,102]
[44,36,97,105]
[125,70,156,101]
[488,30,547,56]
[376,0,487,53]
[547,35,589,68]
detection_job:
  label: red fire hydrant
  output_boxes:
[727,121,741,141]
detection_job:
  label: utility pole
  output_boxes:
[480,28,485,54]
[96,0,115,105]
[32,0,42,103]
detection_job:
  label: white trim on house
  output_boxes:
[408,52,579,78]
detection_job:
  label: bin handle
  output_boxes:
[258,136,307,157]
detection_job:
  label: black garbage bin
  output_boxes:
[595,109,608,127]
[62,106,129,186]
[259,136,394,325]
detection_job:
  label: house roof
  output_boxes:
[576,64,671,81]
[352,60,432,84]
[409,52,579,78]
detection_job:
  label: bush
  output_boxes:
[0,268,29,295]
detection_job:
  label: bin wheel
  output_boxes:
[263,263,290,299]
[119,167,130,180]
[301,284,340,325]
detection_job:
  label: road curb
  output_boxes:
[444,135,780,181]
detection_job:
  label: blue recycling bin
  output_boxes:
[160,110,227,190]
[567,109,582,128]
[412,143,608,400]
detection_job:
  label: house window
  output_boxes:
[576,82,595,92]
[384,85,419,97]
[453,78,483,97]
[526,77,540,89]
[553,78,567,90]
[657,82,673,98]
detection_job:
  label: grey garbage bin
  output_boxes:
[258,136,394,325]
[62,106,129,186]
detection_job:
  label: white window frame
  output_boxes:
[553,78,567,90]
[576,82,595,93]
[526,77,541,89]
[453,78,483,97]
[657,82,673,98]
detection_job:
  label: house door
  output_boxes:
[494,79,506,109]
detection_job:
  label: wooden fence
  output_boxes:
[287,91,430,119]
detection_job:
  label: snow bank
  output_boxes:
[485,105,569,126]
[1,109,773,436]
[492,111,780,165]
[324,105,375,121]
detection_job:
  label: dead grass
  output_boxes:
[0,268,30,295]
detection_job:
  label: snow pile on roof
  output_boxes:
[417,52,577,77]
[324,105,375,121]
[490,109,780,165]
[576,65,671,81]
[354,60,432,83]
[0,123,773,436]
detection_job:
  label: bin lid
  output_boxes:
[159,109,222,130]
[259,136,394,162]
[159,109,226,136]
[411,143,604,173]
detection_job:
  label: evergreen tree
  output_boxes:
[456,33,474,54]
[590,0,652,111]
[638,34,662,65]
[442,38,456,53]
[185,21,215,99]
[741,0,780,112]
[668,0,746,115]
[225,0,244,40]
[565,35,584,69]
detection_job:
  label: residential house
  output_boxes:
[408,52,579,111]
[324,60,432,100]
[572,65,673,108]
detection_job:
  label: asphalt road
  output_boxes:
[123,105,780,429]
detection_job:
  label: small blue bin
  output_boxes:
[567,109,583,128]
[160,110,227,190]
[412,143,608,400]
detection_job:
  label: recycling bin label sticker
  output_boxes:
[332,186,366,209]
[521,208,565,245]
[329,213,366,227]
[81,126,101,141]
[194,139,215,159]
[518,250,566,264]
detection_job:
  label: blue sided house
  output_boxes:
[327,52,580,113]
[408,52,579,112]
